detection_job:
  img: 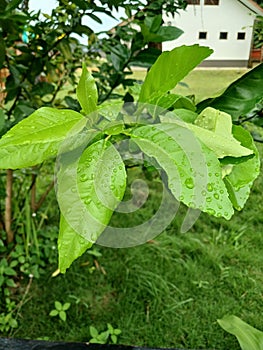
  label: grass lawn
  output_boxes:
[7,69,263,350]
[132,67,248,103]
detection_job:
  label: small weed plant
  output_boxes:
[49,301,71,322]
[89,324,121,344]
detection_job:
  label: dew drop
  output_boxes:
[213,193,219,199]
[84,198,92,205]
[206,183,213,192]
[80,174,88,182]
[207,208,215,215]
[184,177,194,189]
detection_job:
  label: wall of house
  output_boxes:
[163,0,256,65]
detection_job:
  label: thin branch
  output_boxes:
[34,180,55,212]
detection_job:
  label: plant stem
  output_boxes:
[5,169,14,243]
[34,180,55,212]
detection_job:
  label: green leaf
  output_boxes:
[111,334,117,344]
[55,301,63,311]
[32,82,55,97]
[145,15,162,33]
[129,47,161,68]
[5,0,23,11]
[161,110,197,124]
[97,100,123,121]
[188,108,253,158]
[59,310,67,322]
[89,326,99,338]
[223,126,260,210]
[197,63,263,120]
[131,123,234,219]
[49,310,59,317]
[58,215,93,273]
[97,331,109,342]
[77,62,98,116]
[107,323,114,333]
[6,279,16,288]
[62,302,71,311]
[140,23,183,43]
[154,94,195,111]
[9,318,18,328]
[138,45,213,103]
[4,267,16,276]
[0,107,85,169]
[57,140,126,272]
[218,315,263,350]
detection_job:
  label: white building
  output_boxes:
[163,0,263,67]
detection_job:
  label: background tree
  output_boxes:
[0,0,186,243]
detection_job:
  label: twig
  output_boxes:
[34,180,55,212]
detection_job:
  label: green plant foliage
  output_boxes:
[196,63,263,121]
[0,108,85,169]
[49,301,71,322]
[223,126,260,210]
[89,323,122,344]
[131,123,234,219]
[218,315,263,350]
[0,45,260,272]
[188,108,253,158]
[76,63,98,116]
[138,45,213,103]
[58,140,126,272]
[58,215,93,274]
[140,14,183,43]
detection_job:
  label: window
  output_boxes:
[219,32,228,40]
[167,21,172,26]
[237,32,246,40]
[199,32,207,39]
[204,0,219,4]
[186,0,200,4]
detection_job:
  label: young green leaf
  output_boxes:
[218,315,263,350]
[197,63,263,120]
[131,123,234,219]
[223,126,260,210]
[58,215,93,273]
[0,107,85,169]
[55,301,63,311]
[138,45,213,103]
[77,62,98,116]
[59,310,67,322]
[62,303,71,311]
[187,108,253,158]
[49,310,59,317]
[89,326,99,338]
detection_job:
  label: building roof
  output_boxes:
[238,0,263,15]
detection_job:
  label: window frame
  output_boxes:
[204,0,219,5]
[237,32,246,40]
[199,31,207,40]
[219,32,228,40]
[186,0,200,4]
